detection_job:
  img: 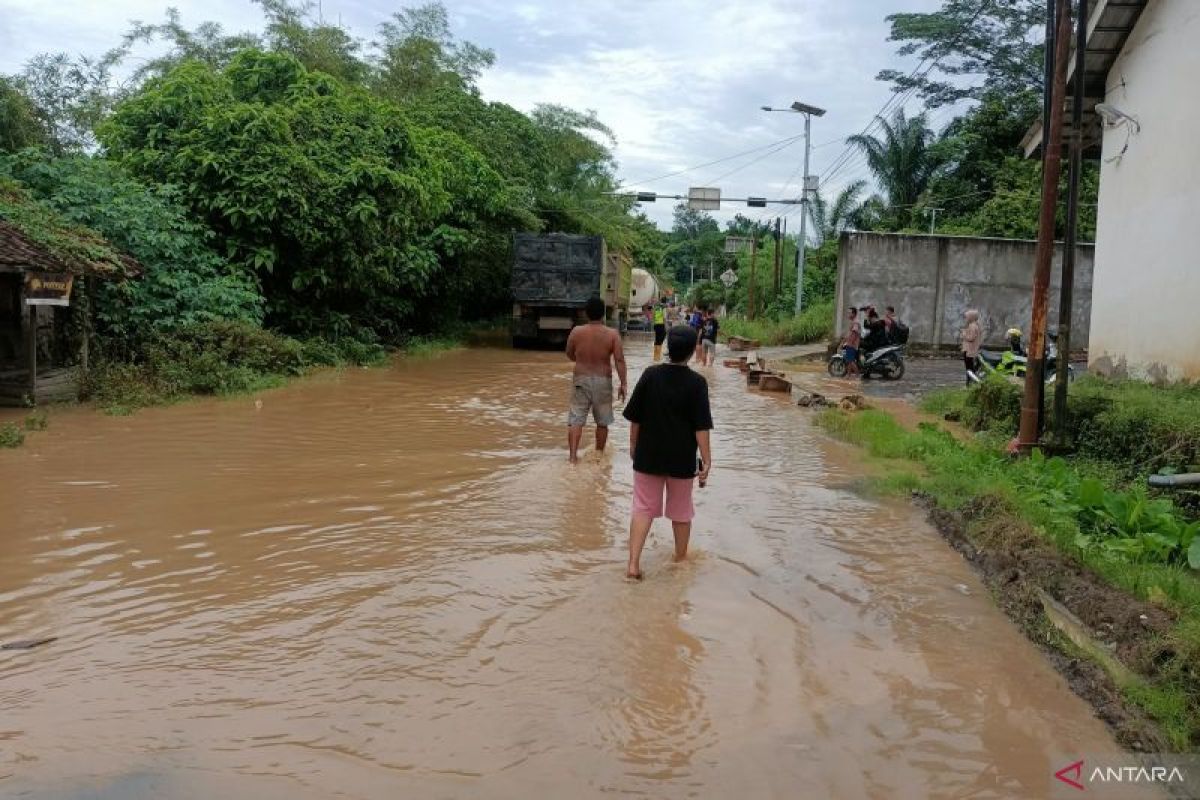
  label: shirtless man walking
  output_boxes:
[565,297,628,463]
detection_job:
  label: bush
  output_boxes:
[1065,378,1200,477]
[964,374,1023,433]
[721,301,834,346]
[0,422,24,448]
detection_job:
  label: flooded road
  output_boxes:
[0,340,1140,799]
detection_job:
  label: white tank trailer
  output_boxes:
[628,268,661,325]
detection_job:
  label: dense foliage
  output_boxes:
[0,0,658,373]
[0,152,263,351]
[878,0,1045,108]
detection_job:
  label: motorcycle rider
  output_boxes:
[862,308,888,353]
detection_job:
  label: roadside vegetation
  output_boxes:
[818,376,1200,749]
[720,301,834,346]
[0,410,50,449]
[0,1,661,412]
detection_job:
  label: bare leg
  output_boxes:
[595,425,609,452]
[627,514,653,578]
[671,521,692,561]
[567,425,584,463]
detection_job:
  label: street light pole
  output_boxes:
[762,101,825,315]
[795,111,812,314]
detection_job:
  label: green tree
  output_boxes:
[925,90,1041,224]
[257,0,369,85]
[847,109,943,229]
[373,2,495,100]
[0,152,263,349]
[964,156,1098,241]
[0,78,49,153]
[662,204,725,287]
[807,180,867,246]
[878,0,1045,108]
[99,50,451,337]
[121,7,263,83]
[13,49,128,151]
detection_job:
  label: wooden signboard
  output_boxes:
[24,272,73,306]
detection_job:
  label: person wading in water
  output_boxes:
[622,325,713,579]
[651,298,668,362]
[565,297,628,464]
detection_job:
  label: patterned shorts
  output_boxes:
[567,374,614,427]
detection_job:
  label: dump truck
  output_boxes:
[510,233,631,348]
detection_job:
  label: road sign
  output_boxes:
[724,236,751,253]
[688,187,721,211]
[720,269,738,288]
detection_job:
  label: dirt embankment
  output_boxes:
[920,494,1177,752]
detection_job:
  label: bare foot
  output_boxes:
[625,571,643,581]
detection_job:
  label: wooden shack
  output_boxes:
[0,219,138,406]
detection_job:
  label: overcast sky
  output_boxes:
[0,0,947,230]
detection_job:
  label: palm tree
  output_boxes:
[846,109,941,227]
[806,180,867,247]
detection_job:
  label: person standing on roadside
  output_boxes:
[652,298,667,362]
[622,325,713,580]
[566,297,628,463]
[960,309,982,385]
[842,307,862,376]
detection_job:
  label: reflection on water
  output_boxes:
[0,340,1144,799]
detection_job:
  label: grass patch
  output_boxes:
[0,422,24,448]
[923,376,1200,481]
[24,411,48,431]
[399,335,466,359]
[817,407,1200,749]
[721,300,834,346]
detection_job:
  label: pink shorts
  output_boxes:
[632,470,696,522]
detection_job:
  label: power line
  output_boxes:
[818,0,997,191]
[614,132,808,190]
[705,135,803,185]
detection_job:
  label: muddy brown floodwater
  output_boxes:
[0,340,1152,800]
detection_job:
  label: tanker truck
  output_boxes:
[627,268,662,330]
[510,233,631,348]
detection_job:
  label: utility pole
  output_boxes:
[748,237,758,321]
[772,217,782,296]
[1055,0,1088,447]
[926,207,943,234]
[1019,0,1071,451]
[780,217,788,293]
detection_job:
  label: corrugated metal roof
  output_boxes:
[1021,0,1148,158]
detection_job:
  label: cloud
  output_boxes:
[0,0,942,229]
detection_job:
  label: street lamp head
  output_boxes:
[760,106,775,112]
[790,101,826,117]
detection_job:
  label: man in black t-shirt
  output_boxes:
[621,326,714,580]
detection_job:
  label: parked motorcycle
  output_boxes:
[969,331,1074,385]
[828,344,906,380]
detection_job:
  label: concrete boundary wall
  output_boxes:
[834,232,1094,350]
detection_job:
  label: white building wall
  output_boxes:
[1089,0,1200,381]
